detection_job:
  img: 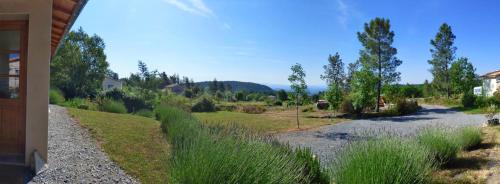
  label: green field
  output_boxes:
[69,108,170,183]
[194,109,343,133]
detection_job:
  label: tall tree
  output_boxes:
[288,63,307,129]
[209,78,218,94]
[357,18,402,112]
[51,27,109,98]
[345,61,360,92]
[428,23,456,98]
[423,79,432,97]
[450,57,478,94]
[321,52,345,87]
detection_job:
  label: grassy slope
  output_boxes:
[69,108,170,183]
[194,109,342,133]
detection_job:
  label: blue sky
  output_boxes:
[73,0,499,86]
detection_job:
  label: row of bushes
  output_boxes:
[155,105,329,183]
[332,127,482,183]
[462,92,500,108]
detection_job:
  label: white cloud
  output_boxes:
[335,0,361,29]
[163,0,215,17]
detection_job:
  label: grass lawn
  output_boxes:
[194,109,344,133]
[69,108,170,184]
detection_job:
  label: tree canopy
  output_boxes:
[428,23,456,98]
[51,27,109,98]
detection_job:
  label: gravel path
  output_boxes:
[30,105,138,184]
[278,105,487,164]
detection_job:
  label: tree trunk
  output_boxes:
[376,43,382,113]
[296,94,300,129]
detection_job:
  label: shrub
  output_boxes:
[191,97,216,112]
[340,98,355,114]
[155,105,326,184]
[461,92,476,108]
[331,138,434,184]
[294,147,330,184]
[62,98,98,110]
[135,109,154,118]
[49,89,65,105]
[475,95,488,108]
[238,105,266,114]
[456,127,482,150]
[103,89,150,113]
[417,129,460,165]
[99,99,127,114]
[301,106,315,113]
[394,98,420,115]
[273,100,283,106]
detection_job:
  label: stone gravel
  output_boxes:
[29,105,138,184]
[277,105,487,164]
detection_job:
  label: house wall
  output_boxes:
[0,0,52,166]
[483,78,499,96]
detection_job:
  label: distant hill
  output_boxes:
[196,81,274,94]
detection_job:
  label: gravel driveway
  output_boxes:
[30,105,138,184]
[278,105,486,164]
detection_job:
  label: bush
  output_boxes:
[99,99,127,114]
[461,92,476,108]
[475,95,488,108]
[238,105,266,114]
[331,138,434,184]
[294,147,330,184]
[301,106,315,113]
[103,89,150,113]
[456,127,482,150]
[340,98,355,114]
[417,129,460,165]
[62,98,98,110]
[191,97,216,112]
[135,109,154,118]
[394,98,420,115]
[49,89,65,105]
[273,100,283,106]
[155,105,327,184]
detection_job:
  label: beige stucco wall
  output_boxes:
[0,0,52,166]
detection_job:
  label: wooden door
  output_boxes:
[0,21,27,158]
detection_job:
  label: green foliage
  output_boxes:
[102,89,150,113]
[417,128,460,165]
[340,98,355,114]
[134,109,154,118]
[276,89,288,102]
[49,88,65,105]
[235,91,246,101]
[51,28,109,98]
[155,105,329,184]
[428,23,456,98]
[99,99,127,114]
[349,69,377,113]
[294,147,330,184]
[191,97,216,112]
[331,138,434,184]
[456,127,482,150]
[394,99,420,115]
[461,92,476,108]
[62,98,98,111]
[450,57,479,94]
[324,84,343,112]
[321,52,345,87]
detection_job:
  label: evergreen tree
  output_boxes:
[428,23,456,98]
[321,52,345,87]
[423,79,432,97]
[357,18,402,112]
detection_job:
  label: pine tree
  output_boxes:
[428,23,456,98]
[321,52,345,87]
[357,18,402,112]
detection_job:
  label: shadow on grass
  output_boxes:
[443,157,490,170]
